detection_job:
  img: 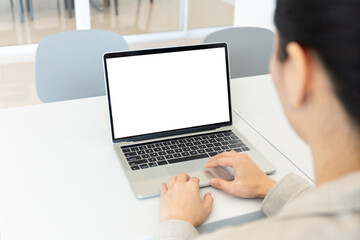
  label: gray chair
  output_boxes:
[204,27,274,79]
[35,30,129,103]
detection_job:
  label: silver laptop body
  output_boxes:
[103,43,275,199]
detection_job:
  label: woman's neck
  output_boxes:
[311,114,360,185]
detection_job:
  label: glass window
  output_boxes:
[188,0,234,29]
[0,0,76,46]
[90,0,181,35]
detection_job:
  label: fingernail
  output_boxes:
[210,178,216,185]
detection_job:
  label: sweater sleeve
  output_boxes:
[261,173,314,217]
[154,220,199,240]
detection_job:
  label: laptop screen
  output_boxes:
[104,43,232,142]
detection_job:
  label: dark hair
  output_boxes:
[274,0,360,126]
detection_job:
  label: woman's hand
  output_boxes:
[205,151,276,198]
[160,172,213,227]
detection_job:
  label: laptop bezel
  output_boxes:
[103,43,233,143]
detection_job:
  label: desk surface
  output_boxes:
[0,86,311,240]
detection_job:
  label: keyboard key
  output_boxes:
[138,146,145,150]
[125,152,137,157]
[181,152,190,156]
[190,151,198,155]
[179,139,186,143]
[140,164,149,169]
[198,149,205,154]
[178,143,186,148]
[205,148,214,152]
[155,143,163,147]
[229,144,242,149]
[209,139,216,143]
[145,149,154,153]
[221,141,229,146]
[150,153,158,157]
[137,150,145,155]
[168,153,209,164]
[221,146,230,150]
[213,147,222,151]
[234,148,242,152]
[174,153,181,158]
[129,160,147,166]
[166,150,175,154]
[170,145,177,149]
[241,147,250,151]
[122,148,131,153]
[206,144,214,148]
[165,155,174,159]
[158,161,168,166]
[190,146,199,150]
[127,156,142,161]
[208,152,218,157]
[198,145,206,149]
[159,151,166,156]
[154,147,161,152]
[213,142,221,147]
[131,166,140,170]
[201,140,209,144]
[186,143,194,146]
[149,158,157,162]
[130,147,139,151]
[183,147,190,152]
[149,162,157,167]
[162,146,170,150]
[229,140,241,144]
[142,154,150,159]
[157,156,165,161]
[163,142,170,146]
[224,131,232,136]
[175,149,182,153]
[148,144,155,148]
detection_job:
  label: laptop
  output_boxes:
[103,43,275,199]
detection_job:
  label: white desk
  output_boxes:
[0,93,311,240]
[231,74,314,180]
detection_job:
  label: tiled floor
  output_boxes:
[0,37,203,109]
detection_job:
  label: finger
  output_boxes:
[205,156,238,168]
[160,183,168,195]
[169,176,177,187]
[189,176,200,186]
[209,178,234,195]
[202,192,213,212]
[177,172,190,182]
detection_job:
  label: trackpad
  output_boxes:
[166,164,234,187]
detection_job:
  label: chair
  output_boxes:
[35,30,129,103]
[203,27,274,79]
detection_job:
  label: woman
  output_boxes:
[154,0,360,239]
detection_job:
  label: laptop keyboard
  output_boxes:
[121,130,250,171]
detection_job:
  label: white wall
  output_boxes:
[234,0,276,31]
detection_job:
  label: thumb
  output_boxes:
[210,178,234,194]
[202,192,213,211]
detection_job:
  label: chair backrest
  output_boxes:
[203,27,274,79]
[35,30,129,103]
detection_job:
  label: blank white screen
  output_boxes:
[106,47,230,139]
